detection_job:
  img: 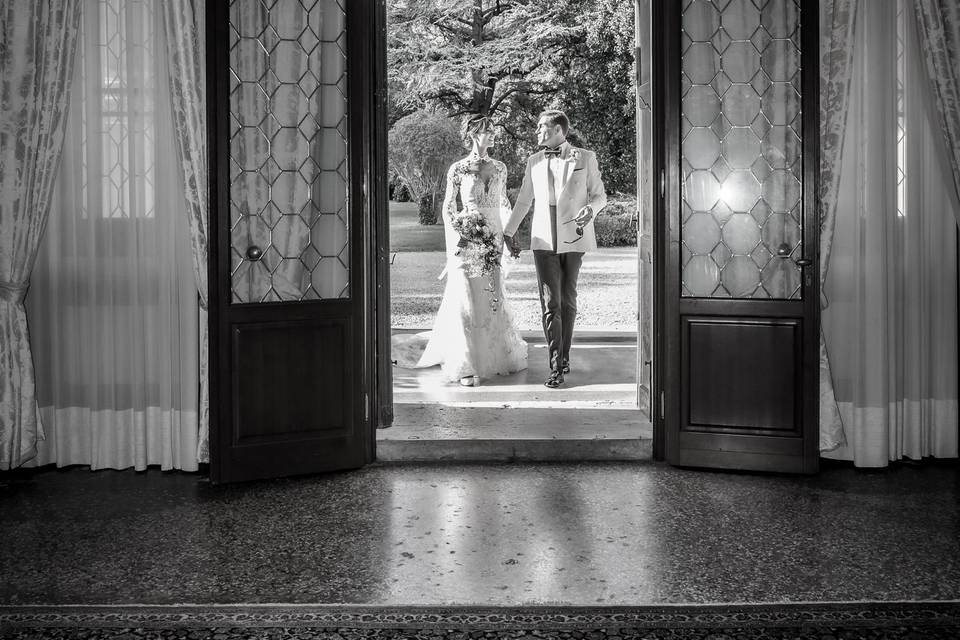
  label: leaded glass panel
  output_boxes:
[228,0,348,303]
[680,0,802,299]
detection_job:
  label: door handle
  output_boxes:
[246,245,263,261]
[776,243,811,267]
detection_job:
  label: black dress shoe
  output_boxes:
[544,370,564,388]
[561,359,570,374]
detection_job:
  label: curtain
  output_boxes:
[0,0,82,470]
[818,0,859,452]
[914,0,960,212]
[822,0,959,467]
[161,0,209,463]
[24,0,200,471]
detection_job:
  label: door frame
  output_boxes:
[373,0,663,446]
[651,0,668,461]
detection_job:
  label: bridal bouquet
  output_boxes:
[451,203,501,278]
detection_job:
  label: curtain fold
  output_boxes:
[818,0,859,452]
[914,0,960,216]
[0,0,82,469]
[822,0,959,467]
[25,0,200,472]
[161,0,210,463]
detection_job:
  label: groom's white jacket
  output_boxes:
[503,142,607,253]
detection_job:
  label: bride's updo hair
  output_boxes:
[461,114,495,148]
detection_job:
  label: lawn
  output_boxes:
[388,202,638,331]
[389,201,446,251]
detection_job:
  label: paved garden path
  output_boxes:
[390,248,638,331]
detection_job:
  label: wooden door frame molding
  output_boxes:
[206,0,228,482]
[369,0,393,431]
[651,0,673,462]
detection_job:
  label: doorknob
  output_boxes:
[246,245,263,261]
[775,243,811,267]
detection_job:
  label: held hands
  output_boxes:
[503,234,521,258]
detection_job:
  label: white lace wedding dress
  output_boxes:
[393,155,528,381]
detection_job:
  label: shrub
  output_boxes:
[418,192,442,225]
[389,175,412,202]
[594,212,636,246]
[594,195,638,247]
[388,110,463,224]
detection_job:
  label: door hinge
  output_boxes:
[660,390,665,420]
[365,393,370,423]
[660,169,665,199]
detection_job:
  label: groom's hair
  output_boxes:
[539,110,569,135]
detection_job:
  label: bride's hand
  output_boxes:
[504,235,521,258]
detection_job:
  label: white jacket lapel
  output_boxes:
[535,152,551,200]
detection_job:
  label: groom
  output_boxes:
[503,110,607,388]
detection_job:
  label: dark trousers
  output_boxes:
[533,249,583,372]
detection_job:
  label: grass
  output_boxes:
[389,202,638,330]
[389,201,446,252]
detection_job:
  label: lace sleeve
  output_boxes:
[441,162,460,225]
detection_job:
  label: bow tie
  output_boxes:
[543,147,562,157]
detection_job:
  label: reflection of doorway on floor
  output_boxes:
[384,202,651,461]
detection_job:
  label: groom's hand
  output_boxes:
[574,205,594,226]
[504,235,521,257]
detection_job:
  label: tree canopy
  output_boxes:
[387,0,638,194]
[388,0,582,119]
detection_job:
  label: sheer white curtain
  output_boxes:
[822,0,959,467]
[25,0,200,471]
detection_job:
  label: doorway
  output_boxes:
[376,1,655,461]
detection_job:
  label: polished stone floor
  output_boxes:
[1,460,959,606]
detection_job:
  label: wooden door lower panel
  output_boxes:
[675,313,814,473]
[221,316,364,481]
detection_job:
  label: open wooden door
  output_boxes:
[207,0,384,483]
[656,0,820,473]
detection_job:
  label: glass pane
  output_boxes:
[681,0,802,299]
[229,0,348,303]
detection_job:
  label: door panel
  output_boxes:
[208,0,377,483]
[659,0,819,473]
[684,317,800,433]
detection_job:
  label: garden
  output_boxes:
[387,0,640,331]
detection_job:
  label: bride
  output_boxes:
[394,115,528,386]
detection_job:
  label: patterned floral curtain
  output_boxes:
[818,0,859,452]
[162,0,210,463]
[914,0,960,216]
[0,0,82,469]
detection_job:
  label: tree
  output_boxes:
[388,110,464,224]
[552,0,637,193]
[388,0,582,126]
